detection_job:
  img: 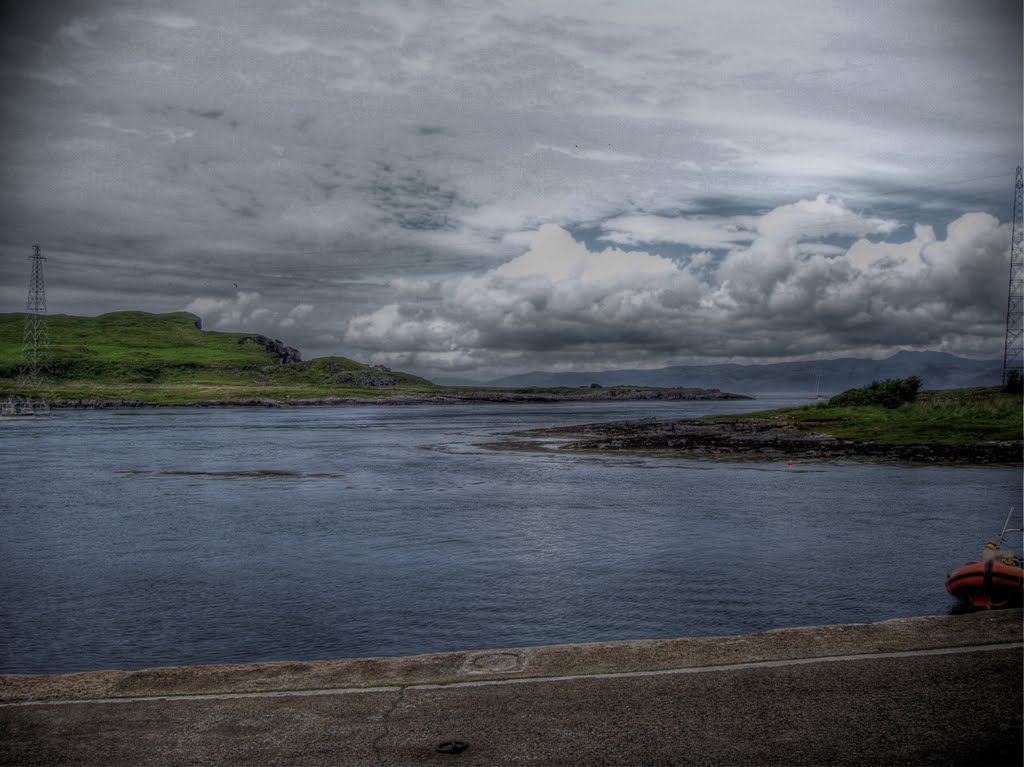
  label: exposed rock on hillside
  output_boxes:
[239,335,302,364]
[332,371,398,387]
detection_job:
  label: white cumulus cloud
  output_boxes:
[183,292,318,340]
[342,197,1011,378]
[601,214,758,250]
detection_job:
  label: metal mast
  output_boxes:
[1003,166,1024,386]
[19,245,51,388]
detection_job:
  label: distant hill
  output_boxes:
[482,351,1002,395]
[0,311,433,388]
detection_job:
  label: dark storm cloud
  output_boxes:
[189,109,225,121]
[415,126,454,137]
[370,162,462,231]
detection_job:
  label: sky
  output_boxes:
[0,1,1021,382]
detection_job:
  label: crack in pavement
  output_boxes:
[371,686,405,767]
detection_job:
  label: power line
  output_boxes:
[1002,166,1023,385]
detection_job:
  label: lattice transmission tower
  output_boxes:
[19,245,51,388]
[1003,167,1024,386]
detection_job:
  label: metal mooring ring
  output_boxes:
[435,740,470,754]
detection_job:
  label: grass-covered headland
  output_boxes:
[0,311,436,404]
[740,382,1022,446]
[517,377,1023,464]
[0,311,744,406]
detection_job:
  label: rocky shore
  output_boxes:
[39,387,752,409]
[511,416,1022,465]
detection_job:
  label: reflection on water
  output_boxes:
[0,398,1019,675]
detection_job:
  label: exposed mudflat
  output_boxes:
[500,416,1022,464]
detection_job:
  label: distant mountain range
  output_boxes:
[479,351,1003,396]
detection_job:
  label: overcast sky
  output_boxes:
[1,1,1021,381]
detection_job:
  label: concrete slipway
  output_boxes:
[1,609,1021,766]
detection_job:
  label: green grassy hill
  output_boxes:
[0,311,437,402]
[731,385,1023,445]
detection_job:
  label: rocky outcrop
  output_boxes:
[443,388,752,403]
[332,371,398,387]
[238,336,301,365]
[516,417,1022,465]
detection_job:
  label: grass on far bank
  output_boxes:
[727,387,1023,445]
[0,381,445,404]
[0,381,706,405]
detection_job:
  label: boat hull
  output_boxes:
[945,559,1024,609]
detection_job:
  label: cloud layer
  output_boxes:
[344,197,1010,378]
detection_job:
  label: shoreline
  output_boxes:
[502,416,1023,465]
[17,389,1020,465]
[18,387,754,409]
[1,609,1017,696]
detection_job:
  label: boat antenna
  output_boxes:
[994,507,1022,549]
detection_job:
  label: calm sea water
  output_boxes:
[1,397,1020,675]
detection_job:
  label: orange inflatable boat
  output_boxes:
[946,510,1024,609]
[945,557,1024,609]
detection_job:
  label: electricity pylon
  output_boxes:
[1002,167,1023,386]
[19,245,51,388]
